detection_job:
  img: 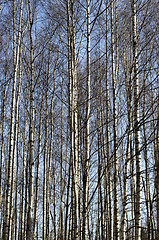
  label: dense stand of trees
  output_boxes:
[0,0,159,239]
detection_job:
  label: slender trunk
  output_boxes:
[82,0,90,239]
[43,76,48,240]
[110,0,119,239]
[143,62,151,240]
[66,2,72,238]
[24,148,29,239]
[26,0,35,238]
[65,158,71,240]
[15,24,24,240]
[132,1,142,239]
[51,29,61,240]
[99,32,105,240]
[70,0,79,239]
[124,51,132,240]
[105,1,113,239]
[129,45,136,240]
[46,47,52,240]
[18,96,28,240]
[53,124,57,240]
[14,111,20,240]
[33,94,43,240]
[97,81,101,240]
[59,80,64,240]
[78,122,82,240]
[123,130,129,240]
[0,38,8,239]
[156,58,159,240]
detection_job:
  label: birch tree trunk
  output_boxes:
[70,0,79,239]
[52,112,57,240]
[52,30,62,240]
[26,0,35,238]
[131,1,142,239]
[43,58,49,240]
[59,79,64,240]
[13,106,20,240]
[105,1,113,239]
[33,93,43,240]
[110,0,119,239]
[18,94,28,240]
[0,38,8,239]
[142,60,151,240]
[124,51,132,240]
[66,2,72,239]
[99,33,105,240]
[82,0,90,239]
[156,59,159,240]
[46,44,53,240]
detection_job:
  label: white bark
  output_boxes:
[26,0,35,238]
[43,58,49,240]
[131,1,142,239]
[0,39,8,239]
[105,1,113,238]
[156,58,159,240]
[33,94,43,240]
[70,0,79,239]
[82,0,90,239]
[110,0,119,239]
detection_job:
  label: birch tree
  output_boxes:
[82,0,90,239]
[110,0,119,239]
[131,1,142,239]
[156,59,159,240]
[105,1,113,239]
[26,0,35,238]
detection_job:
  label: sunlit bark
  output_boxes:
[132,1,142,239]
[82,0,90,239]
[110,0,119,239]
